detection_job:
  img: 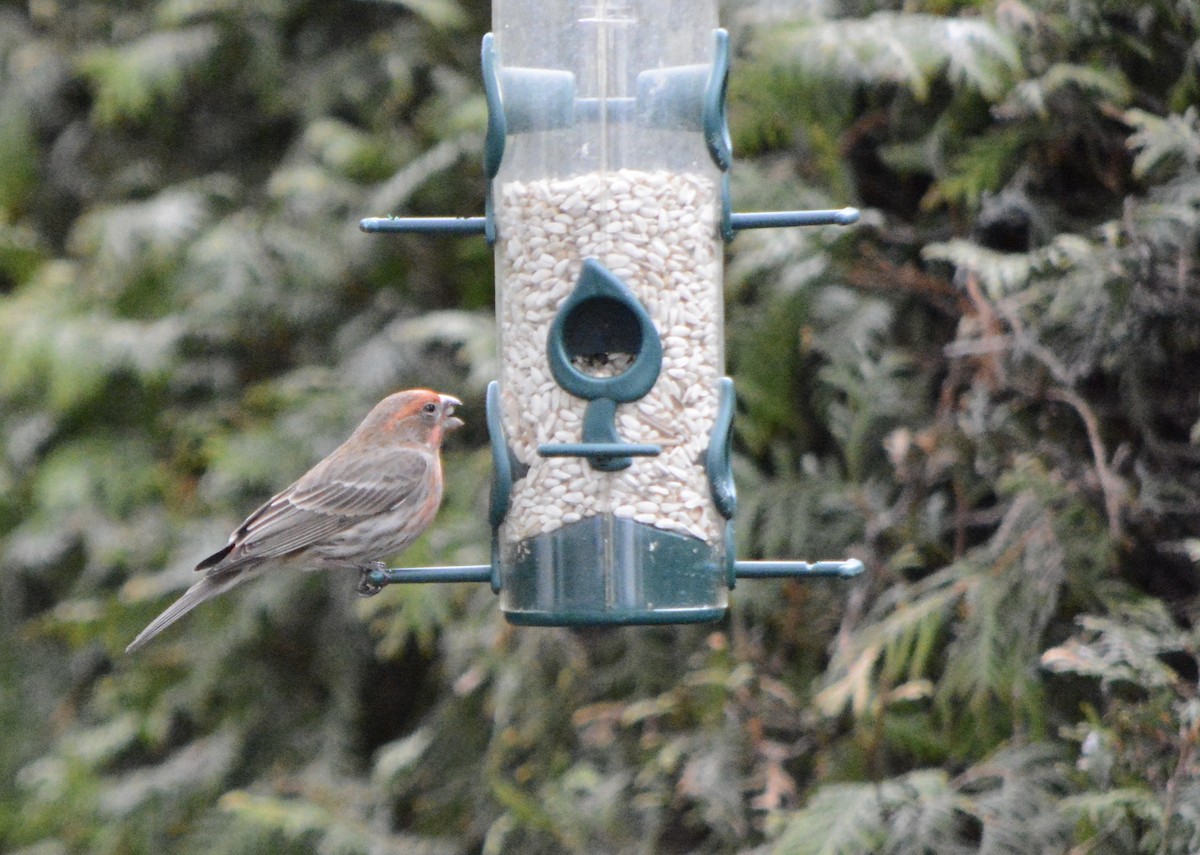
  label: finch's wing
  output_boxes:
[198,446,434,568]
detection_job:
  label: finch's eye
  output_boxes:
[422,402,438,415]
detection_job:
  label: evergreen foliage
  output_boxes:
[2,0,1198,853]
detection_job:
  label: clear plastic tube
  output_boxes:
[491,1,726,623]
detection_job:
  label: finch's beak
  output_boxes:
[440,394,465,431]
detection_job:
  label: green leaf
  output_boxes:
[0,93,38,216]
[373,0,467,31]
[1125,107,1200,181]
[757,12,1019,102]
[1041,599,1190,690]
[80,26,220,125]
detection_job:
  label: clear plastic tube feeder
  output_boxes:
[359,0,864,626]
[487,0,728,623]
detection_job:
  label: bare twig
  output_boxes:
[1159,715,1199,855]
[1045,387,1127,547]
[844,246,970,315]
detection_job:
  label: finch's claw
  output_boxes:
[356,563,387,597]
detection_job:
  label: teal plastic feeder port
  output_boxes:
[542,259,664,472]
[359,0,864,626]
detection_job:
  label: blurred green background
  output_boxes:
[2,0,1199,852]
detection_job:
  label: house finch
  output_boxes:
[126,389,463,653]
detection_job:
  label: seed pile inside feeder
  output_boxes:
[497,168,724,544]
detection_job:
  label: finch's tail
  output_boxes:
[125,566,249,653]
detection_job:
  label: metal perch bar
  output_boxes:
[730,208,860,230]
[359,208,860,237]
[537,442,662,458]
[366,565,493,587]
[367,559,864,589]
[734,558,865,579]
[359,217,489,234]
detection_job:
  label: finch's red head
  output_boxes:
[360,389,463,446]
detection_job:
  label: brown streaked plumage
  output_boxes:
[126,389,463,653]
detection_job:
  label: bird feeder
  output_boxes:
[360,0,863,625]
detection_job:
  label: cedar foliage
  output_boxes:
[2,0,1198,853]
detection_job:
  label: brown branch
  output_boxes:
[844,246,970,316]
[1159,715,1199,855]
[961,271,1007,390]
[1045,387,1127,547]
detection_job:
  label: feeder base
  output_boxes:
[499,515,727,627]
[505,606,726,627]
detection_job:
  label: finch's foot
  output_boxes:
[355,562,387,597]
